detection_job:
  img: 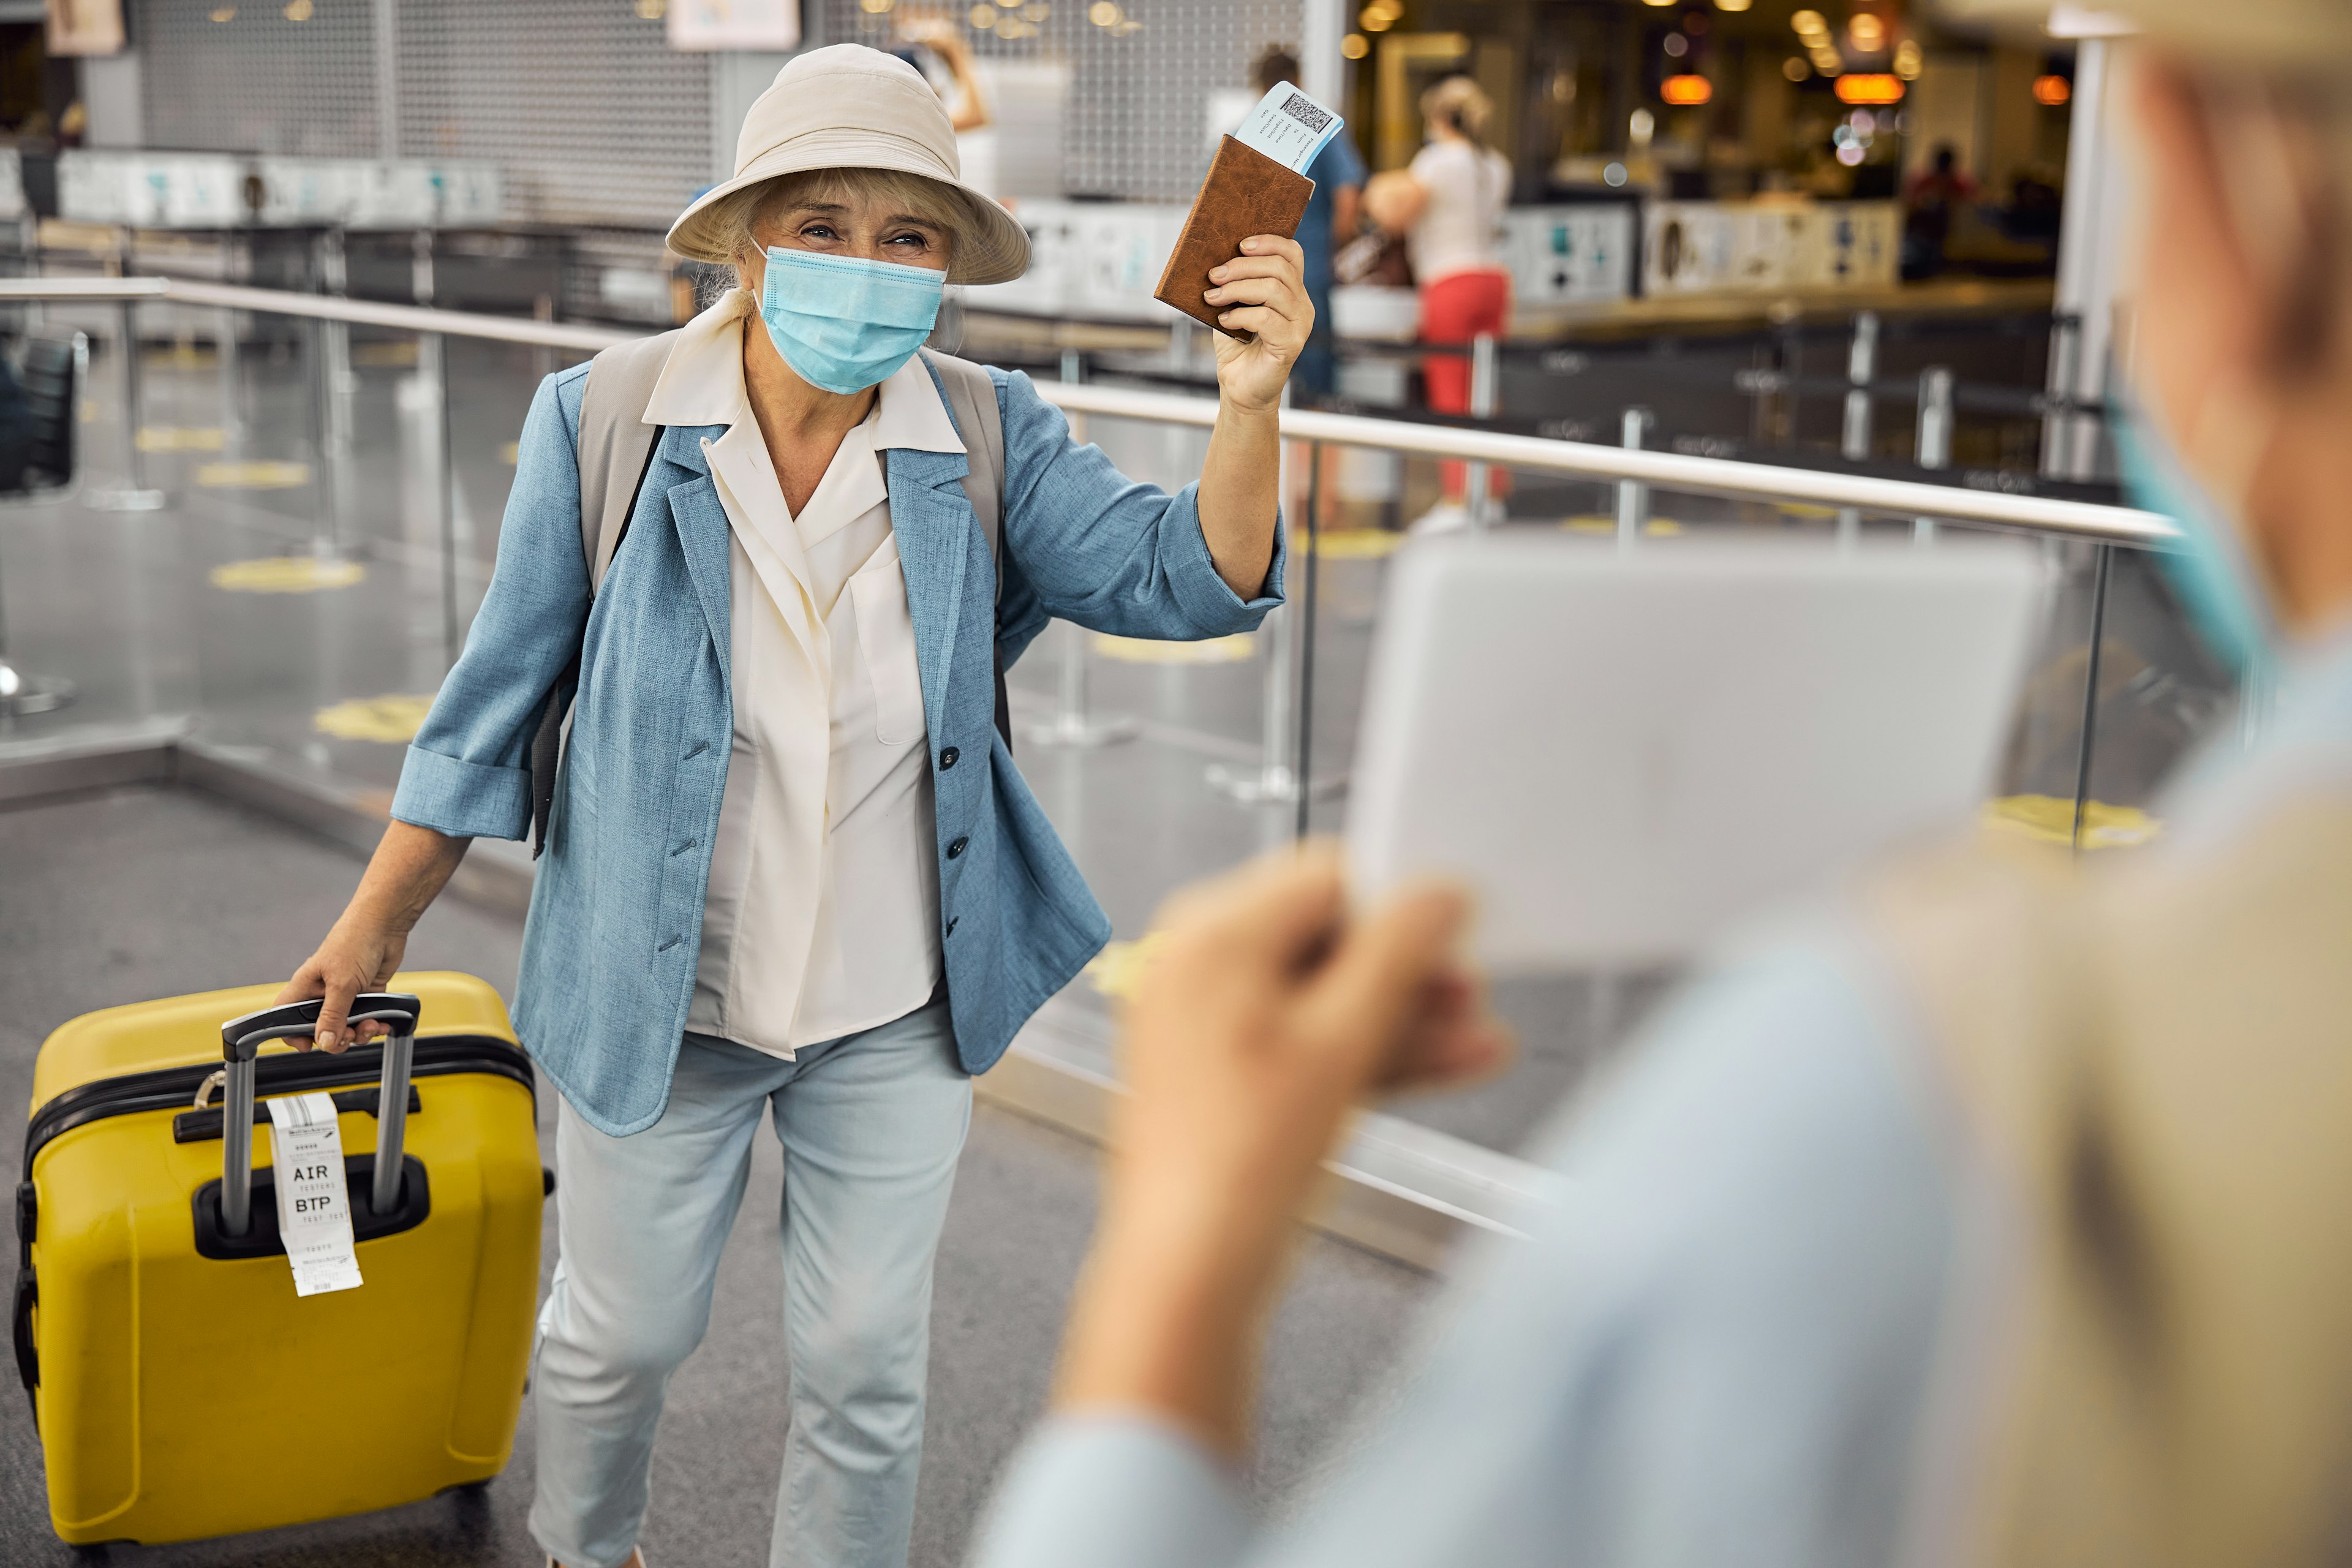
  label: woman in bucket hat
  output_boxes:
[274,44,1310,1568]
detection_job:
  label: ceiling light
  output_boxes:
[1835,74,1904,104]
[1849,14,1884,49]
[2033,74,2071,105]
[1783,55,1811,80]
[1660,74,1713,105]
[1341,31,1369,57]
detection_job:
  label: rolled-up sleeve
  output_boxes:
[388,368,594,842]
[993,367,1284,654]
[970,929,1962,1568]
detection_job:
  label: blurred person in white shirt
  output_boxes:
[1366,75,1513,532]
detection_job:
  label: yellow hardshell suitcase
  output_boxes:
[12,972,545,1547]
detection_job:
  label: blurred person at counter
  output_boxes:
[272,43,1308,1568]
[1904,142,1980,274]
[1250,47,1365,399]
[1366,74,1512,531]
[970,1,2352,1564]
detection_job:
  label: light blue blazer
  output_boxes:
[390,362,1284,1135]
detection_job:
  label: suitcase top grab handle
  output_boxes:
[214,993,423,1240]
[219,993,422,1061]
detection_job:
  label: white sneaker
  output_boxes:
[1408,501,1472,536]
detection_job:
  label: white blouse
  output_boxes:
[647,288,958,1057]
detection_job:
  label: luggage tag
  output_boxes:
[266,1091,364,1297]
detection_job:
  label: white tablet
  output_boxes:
[1346,533,2047,970]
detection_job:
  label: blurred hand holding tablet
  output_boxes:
[1346,535,2048,970]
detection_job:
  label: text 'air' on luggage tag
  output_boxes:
[267,1092,364,1297]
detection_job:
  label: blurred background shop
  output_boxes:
[0,0,2090,469]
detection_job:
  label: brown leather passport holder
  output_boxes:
[1154,134,1315,341]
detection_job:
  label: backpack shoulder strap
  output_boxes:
[919,347,1005,597]
[578,328,679,593]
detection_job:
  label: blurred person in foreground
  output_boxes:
[1366,75,1512,531]
[1250,47,1365,400]
[971,3,2352,1564]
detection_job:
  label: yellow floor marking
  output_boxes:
[352,341,420,368]
[78,397,97,424]
[1776,502,1841,521]
[1985,794,2163,850]
[209,556,366,593]
[195,459,311,489]
[1563,515,1683,535]
[499,441,521,466]
[137,426,228,453]
[1091,631,1256,665]
[149,347,217,370]
[314,693,437,744]
[1085,933,1167,1001]
[1299,529,1403,559]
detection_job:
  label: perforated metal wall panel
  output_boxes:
[823,0,1304,203]
[393,0,713,228]
[134,0,714,229]
[135,0,381,158]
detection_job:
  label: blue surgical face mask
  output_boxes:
[757,247,945,396]
[2111,402,2277,679]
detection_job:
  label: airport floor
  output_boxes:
[0,783,1431,1567]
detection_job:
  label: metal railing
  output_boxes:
[0,275,2176,848]
[0,275,2174,545]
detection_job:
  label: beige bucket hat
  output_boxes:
[666,43,1030,285]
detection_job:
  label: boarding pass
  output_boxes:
[1234,81,1344,175]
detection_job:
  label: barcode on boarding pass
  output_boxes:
[1279,92,1332,134]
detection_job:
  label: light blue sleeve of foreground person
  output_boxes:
[970,930,1963,1568]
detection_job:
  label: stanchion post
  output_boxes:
[88,295,165,511]
[1913,366,1953,544]
[1615,405,1652,549]
[1836,311,1877,548]
[216,306,242,451]
[1025,347,1137,748]
[1291,440,1324,840]
[2070,543,2113,853]
[1464,333,1497,527]
[1208,402,1341,807]
[432,331,458,668]
[304,316,337,554]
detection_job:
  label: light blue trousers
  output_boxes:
[527,1000,971,1568]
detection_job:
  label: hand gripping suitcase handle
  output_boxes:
[214,993,423,1240]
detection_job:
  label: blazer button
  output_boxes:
[946,835,968,859]
[939,746,959,771]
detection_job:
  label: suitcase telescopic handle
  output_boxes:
[213,993,423,1240]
